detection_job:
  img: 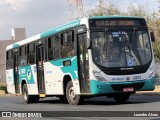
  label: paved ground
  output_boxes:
[0,94,160,120]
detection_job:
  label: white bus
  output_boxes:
[6,16,156,105]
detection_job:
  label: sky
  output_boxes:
[0,0,159,40]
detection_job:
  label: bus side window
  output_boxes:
[61,31,74,58]
[19,46,27,66]
[6,50,13,69]
[48,37,53,60]
[27,43,35,65]
[48,34,60,60]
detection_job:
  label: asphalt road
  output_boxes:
[0,94,160,120]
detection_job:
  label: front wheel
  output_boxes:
[113,93,130,103]
[66,81,82,105]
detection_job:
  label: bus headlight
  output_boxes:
[148,71,154,79]
[93,70,107,82]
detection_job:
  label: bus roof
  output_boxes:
[6,19,82,50]
[88,16,144,20]
[6,16,145,50]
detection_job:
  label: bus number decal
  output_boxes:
[19,69,25,74]
[133,76,141,80]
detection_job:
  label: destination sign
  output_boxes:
[96,20,134,26]
[89,19,146,27]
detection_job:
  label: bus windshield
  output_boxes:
[91,28,152,68]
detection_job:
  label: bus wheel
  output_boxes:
[22,84,33,104]
[66,81,81,105]
[113,93,130,103]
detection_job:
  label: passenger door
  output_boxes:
[13,52,20,94]
[77,33,89,93]
[36,45,45,94]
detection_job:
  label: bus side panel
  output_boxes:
[6,69,15,94]
[44,62,64,95]
[19,65,38,95]
[44,56,79,95]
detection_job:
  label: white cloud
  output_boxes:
[0,0,31,10]
[0,0,158,40]
[132,3,139,9]
[0,0,68,40]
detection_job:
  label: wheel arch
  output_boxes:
[62,74,80,95]
[62,74,72,95]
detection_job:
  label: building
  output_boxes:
[0,28,26,83]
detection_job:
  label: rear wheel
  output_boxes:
[22,84,39,103]
[113,93,130,103]
[66,81,82,105]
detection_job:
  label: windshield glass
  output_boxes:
[91,28,152,68]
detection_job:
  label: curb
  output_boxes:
[135,86,160,96]
[135,92,160,96]
[0,90,6,95]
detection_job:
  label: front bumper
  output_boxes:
[90,77,156,95]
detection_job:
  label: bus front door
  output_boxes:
[36,45,45,94]
[77,33,89,93]
[14,52,20,94]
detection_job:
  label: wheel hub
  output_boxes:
[24,90,27,101]
[69,87,76,100]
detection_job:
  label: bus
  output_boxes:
[6,16,156,105]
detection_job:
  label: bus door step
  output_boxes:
[39,93,46,98]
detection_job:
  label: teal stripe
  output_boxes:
[40,20,80,39]
[18,66,35,84]
[50,56,78,80]
[89,16,144,20]
[90,77,156,95]
[12,43,20,49]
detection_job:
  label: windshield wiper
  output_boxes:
[103,28,109,51]
[129,28,136,56]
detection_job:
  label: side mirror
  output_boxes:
[150,32,155,42]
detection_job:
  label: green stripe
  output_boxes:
[19,66,35,84]
[90,77,156,95]
[50,56,78,80]
[12,43,20,49]
[40,20,80,39]
[89,16,144,20]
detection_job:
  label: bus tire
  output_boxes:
[113,93,130,103]
[22,84,33,104]
[66,81,82,105]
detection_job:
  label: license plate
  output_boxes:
[123,87,134,92]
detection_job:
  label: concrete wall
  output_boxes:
[0,40,18,83]
[0,28,26,83]
[11,28,26,41]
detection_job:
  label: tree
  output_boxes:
[88,0,121,16]
[153,41,160,60]
[127,5,151,23]
[87,1,160,58]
